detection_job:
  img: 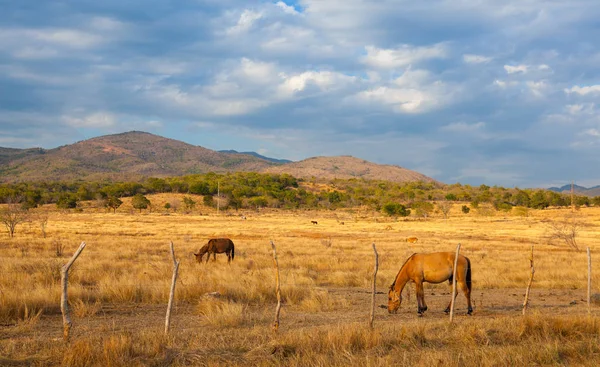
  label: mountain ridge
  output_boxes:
[0,131,438,184]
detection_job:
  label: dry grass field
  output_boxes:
[2,194,600,366]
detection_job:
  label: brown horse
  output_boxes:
[388,252,472,315]
[194,238,235,264]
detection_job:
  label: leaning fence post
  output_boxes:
[165,241,180,334]
[369,243,378,329]
[588,247,592,315]
[449,243,461,323]
[522,245,535,316]
[60,241,86,342]
[270,240,282,332]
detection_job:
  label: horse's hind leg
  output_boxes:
[227,250,231,264]
[462,280,473,315]
[444,288,458,314]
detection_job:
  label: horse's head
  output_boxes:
[194,245,209,264]
[388,286,402,314]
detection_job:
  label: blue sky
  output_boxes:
[1,0,600,188]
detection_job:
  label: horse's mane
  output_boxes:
[390,253,416,290]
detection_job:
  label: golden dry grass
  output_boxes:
[1,194,600,366]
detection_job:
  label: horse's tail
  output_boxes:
[231,242,235,261]
[466,256,472,292]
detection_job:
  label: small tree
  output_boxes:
[203,195,214,208]
[57,194,78,210]
[545,215,581,250]
[411,201,434,218]
[1,201,29,238]
[38,213,49,238]
[105,196,123,213]
[132,194,151,213]
[164,202,171,212]
[182,196,196,213]
[437,201,453,220]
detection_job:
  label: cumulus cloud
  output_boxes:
[275,1,300,15]
[504,64,528,74]
[463,54,492,64]
[362,44,446,69]
[226,9,263,35]
[2,0,600,186]
[565,85,600,95]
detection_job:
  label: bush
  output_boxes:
[461,205,470,214]
[382,202,411,217]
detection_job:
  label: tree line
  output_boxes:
[1,173,598,214]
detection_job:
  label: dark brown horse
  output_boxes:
[388,252,472,316]
[194,238,235,264]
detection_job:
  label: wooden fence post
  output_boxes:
[370,243,378,329]
[165,241,180,334]
[522,245,535,316]
[270,240,282,332]
[449,243,461,323]
[588,247,592,315]
[60,241,86,342]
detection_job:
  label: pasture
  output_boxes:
[1,195,600,366]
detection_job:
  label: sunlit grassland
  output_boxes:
[1,194,600,365]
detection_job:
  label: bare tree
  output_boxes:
[37,213,49,238]
[1,200,29,238]
[544,214,581,250]
[437,201,454,220]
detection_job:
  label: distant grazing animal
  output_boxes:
[311,220,318,225]
[388,252,472,316]
[405,236,418,243]
[194,238,235,264]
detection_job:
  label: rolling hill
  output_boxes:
[0,131,438,184]
[548,184,600,197]
[263,155,438,184]
[0,131,276,182]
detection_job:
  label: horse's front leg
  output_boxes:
[415,282,427,315]
[206,253,210,264]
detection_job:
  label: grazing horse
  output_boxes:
[194,238,235,264]
[405,236,418,243]
[311,220,318,225]
[388,252,472,316]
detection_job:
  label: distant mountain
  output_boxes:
[219,150,292,164]
[548,184,600,197]
[262,155,438,184]
[0,131,438,184]
[0,131,275,182]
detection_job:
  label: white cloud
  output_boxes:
[275,1,300,15]
[362,44,446,69]
[565,104,594,115]
[63,112,117,128]
[526,80,548,97]
[278,71,356,96]
[463,54,492,64]
[226,9,263,35]
[564,85,600,95]
[584,128,600,137]
[493,79,518,88]
[504,64,528,74]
